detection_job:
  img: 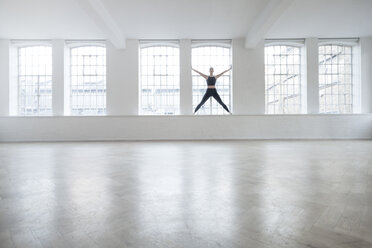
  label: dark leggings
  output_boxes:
[194,89,230,113]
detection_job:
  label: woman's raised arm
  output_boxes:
[192,68,208,80]
[215,66,232,79]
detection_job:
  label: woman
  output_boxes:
[192,66,232,114]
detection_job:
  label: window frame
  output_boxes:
[138,41,181,115]
[191,40,233,115]
[67,43,107,116]
[264,40,306,114]
[318,39,360,114]
[15,43,53,116]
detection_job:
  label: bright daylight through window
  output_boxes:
[319,43,354,114]
[192,41,232,115]
[70,45,106,115]
[17,45,52,115]
[265,44,302,114]
[139,42,180,115]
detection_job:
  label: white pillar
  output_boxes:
[106,39,138,115]
[0,40,10,116]
[52,40,65,116]
[306,38,319,114]
[233,38,265,115]
[180,39,193,115]
[360,37,372,113]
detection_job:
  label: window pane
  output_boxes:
[18,45,52,116]
[70,45,106,115]
[319,44,353,114]
[139,44,180,115]
[192,43,232,115]
[265,45,302,114]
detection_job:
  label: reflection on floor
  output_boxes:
[0,140,372,248]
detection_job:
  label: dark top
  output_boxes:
[207,76,216,86]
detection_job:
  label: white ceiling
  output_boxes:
[267,0,372,39]
[0,0,372,43]
[103,0,269,39]
[0,0,105,39]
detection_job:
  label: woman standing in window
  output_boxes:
[192,66,232,114]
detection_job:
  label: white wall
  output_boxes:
[361,37,372,113]
[306,38,319,114]
[233,39,265,114]
[106,40,139,115]
[180,39,193,115]
[0,38,372,141]
[52,40,65,116]
[0,115,371,142]
[0,40,10,116]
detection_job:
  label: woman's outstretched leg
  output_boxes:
[194,91,212,113]
[212,92,230,113]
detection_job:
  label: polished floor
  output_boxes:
[0,141,372,248]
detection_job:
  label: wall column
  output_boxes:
[0,40,10,116]
[180,39,193,115]
[233,38,265,115]
[52,40,65,116]
[106,39,138,115]
[306,38,319,114]
[360,37,372,113]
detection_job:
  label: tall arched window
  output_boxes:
[18,45,52,115]
[265,43,303,114]
[192,41,232,115]
[319,42,356,114]
[139,41,180,115]
[70,45,106,115]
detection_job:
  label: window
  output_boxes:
[265,44,303,114]
[17,45,52,115]
[70,45,106,115]
[192,41,232,115]
[139,42,180,115]
[319,42,356,114]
